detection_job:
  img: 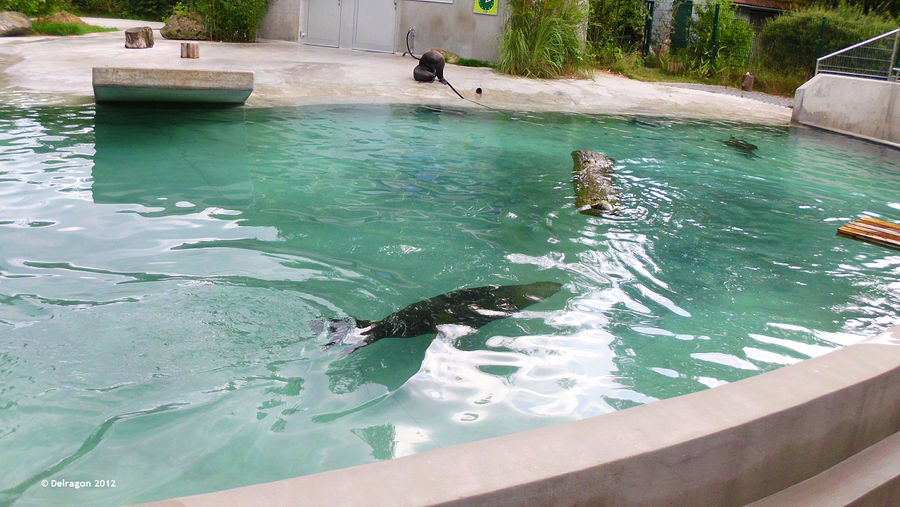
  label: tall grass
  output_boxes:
[498,0,590,78]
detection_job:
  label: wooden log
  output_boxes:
[572,150,618,216]
[181,42,199,59]
[124,26,154,49]
[837,217,900,250]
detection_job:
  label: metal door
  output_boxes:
[305,0,342,47]
[352,0,397,53]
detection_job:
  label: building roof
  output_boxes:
[732,0,811,12]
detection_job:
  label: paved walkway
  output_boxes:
[661,82,794,108]
[0,18,791,124]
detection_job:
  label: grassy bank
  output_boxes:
[31,20,117,35]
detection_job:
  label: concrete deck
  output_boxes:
[92,67,254,104]
[0,19,792,123]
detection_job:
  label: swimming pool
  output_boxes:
[1,103,898,505]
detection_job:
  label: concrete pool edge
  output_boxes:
[137,325,900,506]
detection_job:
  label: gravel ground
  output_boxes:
[661,82,794,108]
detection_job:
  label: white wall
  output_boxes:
[258,0,304,41]
[397,0,506,62]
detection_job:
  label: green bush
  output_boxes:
[128,0,176,19]
[499,0,590,78]
[587,0,647,53]
[191,0,267,42]
[684,0,753,77]
[757,4,897,73]
[68,0,175,19]
[1,0,70,16]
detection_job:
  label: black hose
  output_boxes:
[406,29,419,60]
[406,28,495,110]
[444,79,465,100]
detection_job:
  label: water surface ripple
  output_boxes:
[1,104,898,505]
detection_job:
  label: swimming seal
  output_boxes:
[725,136,758,154]
[325,281,562,354]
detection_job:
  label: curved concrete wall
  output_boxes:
[140,325,900,506]
[792,74,900,148]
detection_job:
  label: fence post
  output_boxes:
[710,2,720,62]
[815,17,827,59]
[643,0,655,56]
[890,29,899,81]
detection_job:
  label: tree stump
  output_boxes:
[741,72,755,92]
[181,42,199,59]
[667,61,685,74]
[125,27,154,49]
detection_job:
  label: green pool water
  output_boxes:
[1,103,898,505]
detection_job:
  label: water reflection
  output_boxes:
[92,106,253,214]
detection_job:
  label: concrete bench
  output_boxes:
[92,67,253,105]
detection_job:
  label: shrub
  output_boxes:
[684,0,753,77]
[757,4,897,73]
[587,0,647,54]
[1,0,70,16]
[68,0,175,19]
[127,0,176,20]
[499,0,590,78]
[190,0,268,42]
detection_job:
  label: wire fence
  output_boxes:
[815,28,900,81]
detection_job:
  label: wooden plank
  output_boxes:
[837,217,900,250]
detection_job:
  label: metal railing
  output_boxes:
[815,28,900,81]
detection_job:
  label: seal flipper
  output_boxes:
[324,317,356,348]
[324,316,376,351]
[337,339,371,359]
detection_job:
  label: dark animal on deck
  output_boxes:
[413,50,447,83]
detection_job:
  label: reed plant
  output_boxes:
[499,0,590,78]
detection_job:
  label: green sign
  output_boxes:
[474,0,497,15]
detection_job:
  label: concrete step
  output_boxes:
[749,431,900,506]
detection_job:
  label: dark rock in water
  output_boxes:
[161,12,206,40]
[0,11,31,36]
[125,26,154,49]
[725,136,757,153]
[572,150,618,216]
[326,281,562,354]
